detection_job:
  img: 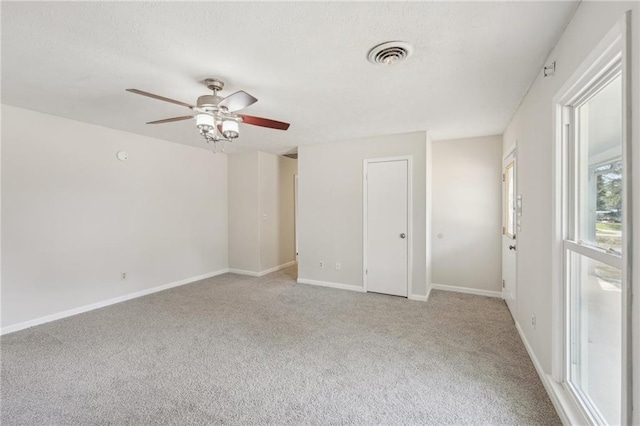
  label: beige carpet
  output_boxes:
[1,266,560,425]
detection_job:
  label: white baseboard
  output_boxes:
[410,277,433,302]
[408,294,429,302]
[515,322,589,426]
[229,261,297,278]
[431,283,502,298]
[298,279,432,301]
[0,268,229,336]
[297,278,365,293]
[228,268,261,277]
[258,261,297,276]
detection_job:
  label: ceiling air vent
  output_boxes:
[367,41,413,65]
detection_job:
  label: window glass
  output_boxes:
[568,252,621,425]
[577,75,622,253]
[594,161,622,253]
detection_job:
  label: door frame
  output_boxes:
[294,174,299,261]
[502,146,518,309]
[362,155,413,295]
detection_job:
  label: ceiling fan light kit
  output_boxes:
[196,113,215,132]
[222,120,239,139]
[126,78,290,153]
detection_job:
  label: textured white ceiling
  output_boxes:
[1,1,578,154]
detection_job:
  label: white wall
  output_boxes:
[503,1,640,422]
[298,131,430,297]
[1,105,228,329]
[432,135,503,293]
[228,151,260,272]
[425,134,433,296]
[258,152,297,272]
[228,151,297,274]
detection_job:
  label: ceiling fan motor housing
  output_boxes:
[197,94,224,108]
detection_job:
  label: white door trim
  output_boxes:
[503,145,517,161]
[502,147,518,308]
[363,155,413,296]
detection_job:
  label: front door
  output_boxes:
[502,151,517,317]
[365,158,409,297]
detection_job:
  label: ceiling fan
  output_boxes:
[126,78,290,148]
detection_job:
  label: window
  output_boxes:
[566,68,624,426]
[555,18,631,425]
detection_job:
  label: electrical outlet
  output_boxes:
[319,261,324,268]
[531,314,536,329]
[335,263,341,271]
[121,272,127,281]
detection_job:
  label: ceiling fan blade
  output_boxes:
[218,91,258,112]
[239,115,290,131]
[146,115,194,124]
[126,89,194,109]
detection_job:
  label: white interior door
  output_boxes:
[502,151,517,317]
[365,159,409,297]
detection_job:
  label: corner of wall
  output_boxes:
[425,132,433,294]
[227,151,261,274]
[257,151,263,272]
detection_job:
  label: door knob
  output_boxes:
[509,245,516,251]
[400,233,406,239]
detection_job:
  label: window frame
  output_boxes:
[552,14,632,426]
